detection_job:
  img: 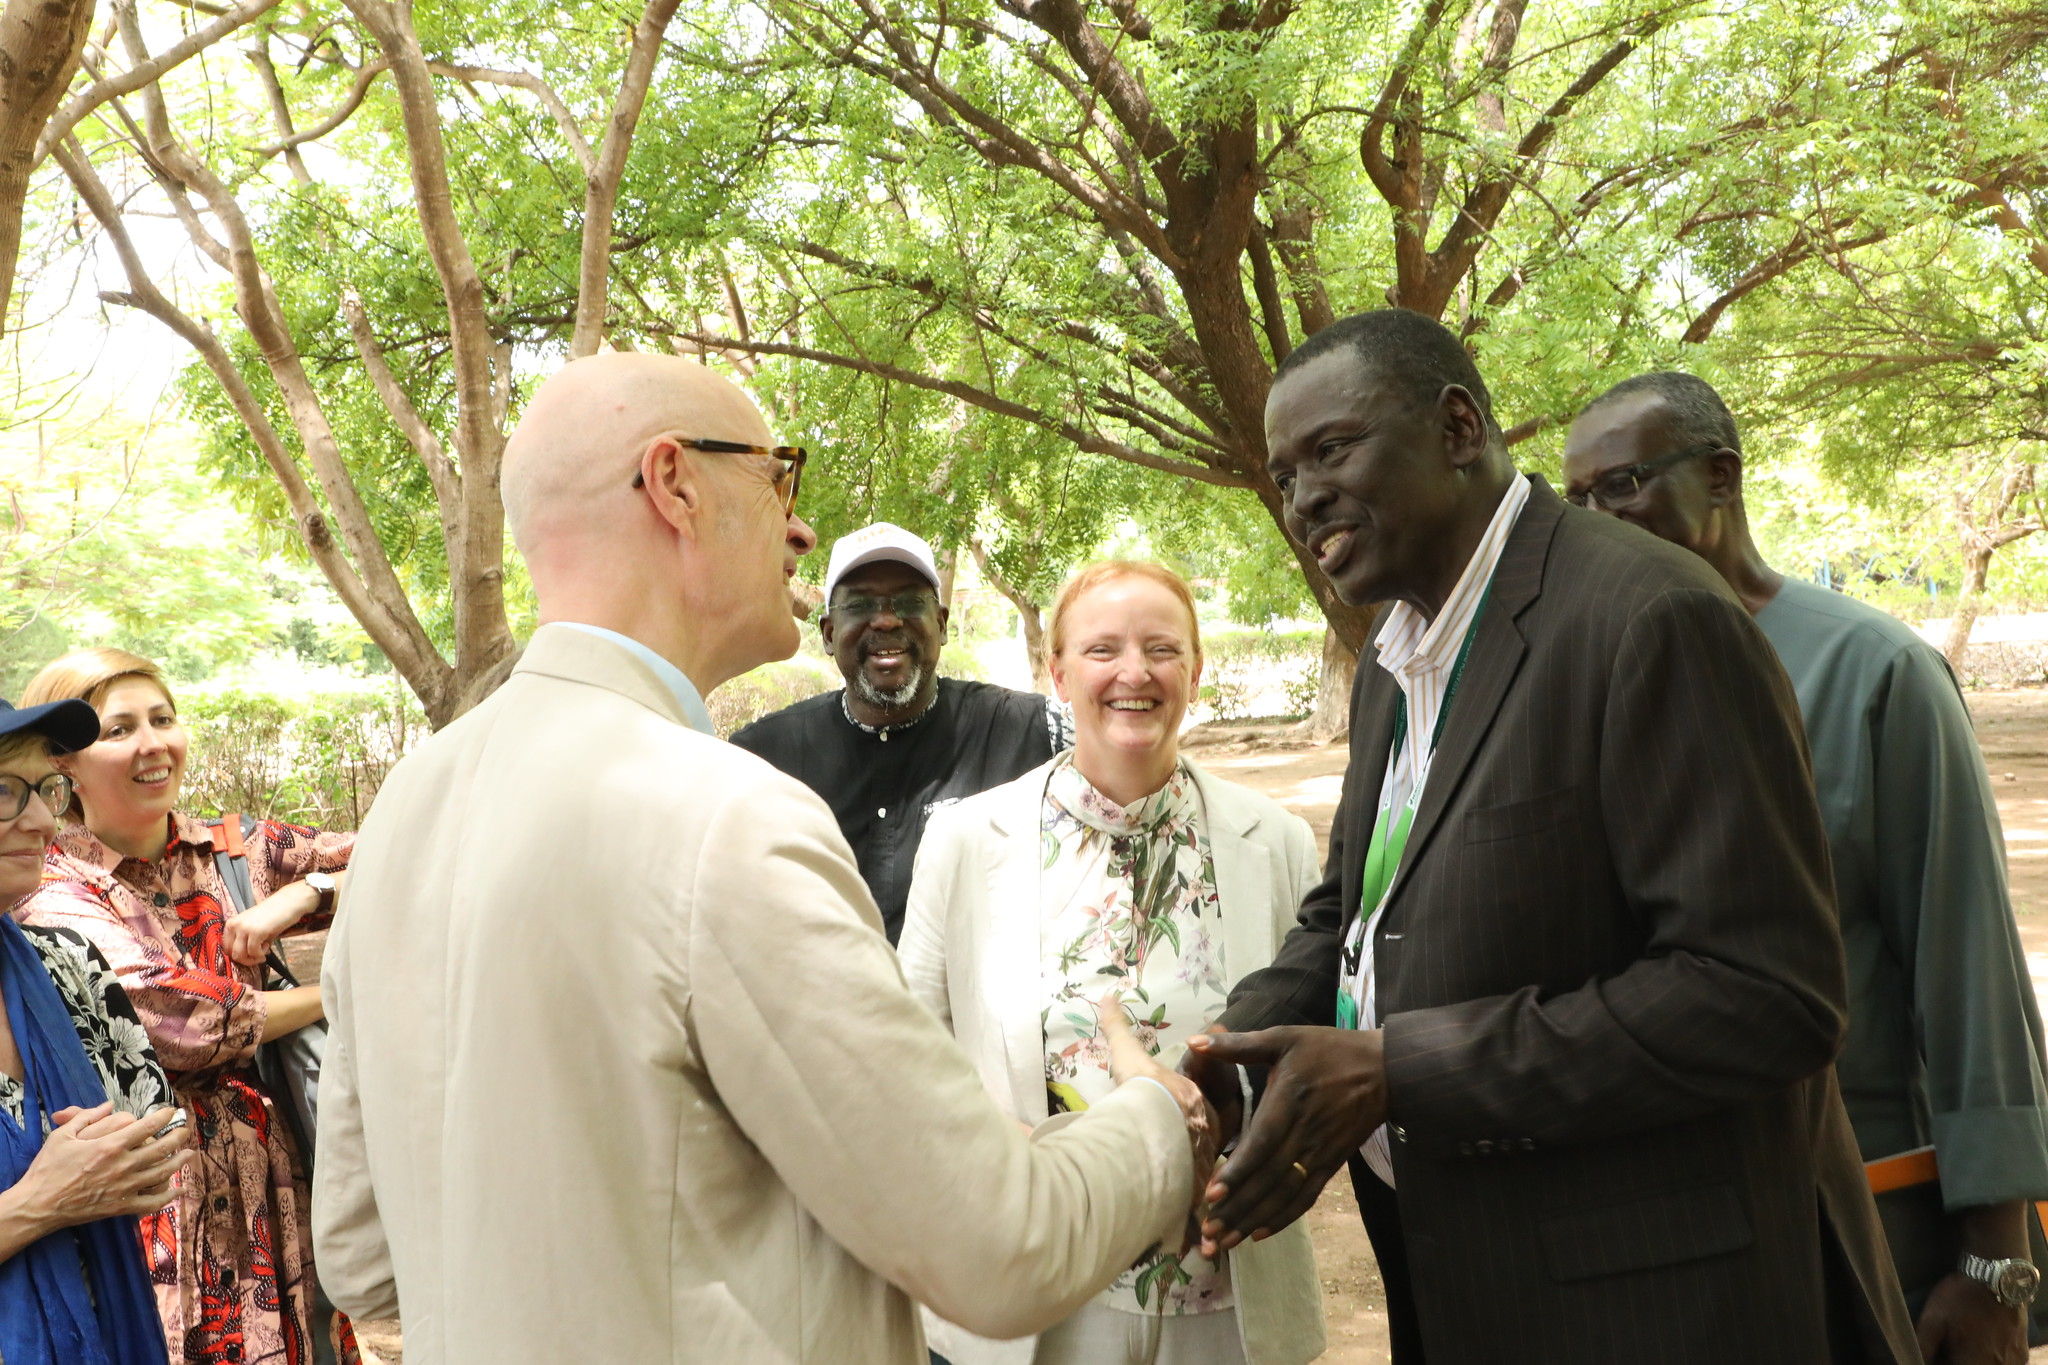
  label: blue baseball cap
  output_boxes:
[0,698,100,754]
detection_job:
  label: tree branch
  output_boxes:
[570,0,682,358]
[678,330,1247,487]
[256,56,391,154]
[1428,3,1696,308]
[55,138,451,711]
[1,0,95,330]
[30,0,283,169]
[428,62,594,175]
[342,2,517,684]
[1683,225,1885,344]
[1359,0,1460,205]
[1246,223,1292,360]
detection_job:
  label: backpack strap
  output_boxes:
[209,813,261,917]
[210,814,299,986]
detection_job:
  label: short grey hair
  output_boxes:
[1582,372,1741,454]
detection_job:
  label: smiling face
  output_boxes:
[1051,574,1201,777]
[819,560,947,719]
[1264,349,1477,610]
[0,739,61,905]
[61,677,188,835]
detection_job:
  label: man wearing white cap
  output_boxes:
[732,522,1069,943]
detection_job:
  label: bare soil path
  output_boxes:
[336,691,2048,1364]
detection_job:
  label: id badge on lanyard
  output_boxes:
[1336,745,1427,1029]
[1335,583,1491,1031]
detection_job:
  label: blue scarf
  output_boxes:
[0,916,167,1365]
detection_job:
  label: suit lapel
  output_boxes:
[1193,767,1274,981]
[1381,480,1561,916]
[986,779,1053,1124]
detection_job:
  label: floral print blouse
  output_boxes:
[1038,755,1234,1317]
[27,814,349,1081]
[20,812,358,1365]
[0,924,172,1127]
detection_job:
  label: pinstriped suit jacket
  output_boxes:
[1223,478,1919,1364]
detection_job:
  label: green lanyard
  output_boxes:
[1336,587,1491,1030]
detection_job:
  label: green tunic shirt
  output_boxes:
[1757,577,2048,1208]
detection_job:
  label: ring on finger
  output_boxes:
[1290,1160,1309,1179]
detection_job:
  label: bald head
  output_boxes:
[502,353,774,554]
[500,352,817,692]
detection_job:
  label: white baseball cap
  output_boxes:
[823,522,941,601]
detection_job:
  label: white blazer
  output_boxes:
[900,756,1329,1365]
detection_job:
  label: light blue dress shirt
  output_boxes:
[553,622,717,737]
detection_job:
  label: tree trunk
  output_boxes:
[935,544,958,613]
[1309,625,1357,742]
[1017,599,1052,695]
[1942,550,1993,668]
[969,538,1052,694]
[0,0,93,332]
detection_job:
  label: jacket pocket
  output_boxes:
[1539,1182,1753,1282]
[1463,786,1576,843]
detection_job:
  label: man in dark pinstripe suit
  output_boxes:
[1183,310,1918,1363]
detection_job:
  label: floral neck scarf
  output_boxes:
[1037,753,1233,1316]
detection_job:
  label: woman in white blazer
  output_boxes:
[901,562,1326,1365]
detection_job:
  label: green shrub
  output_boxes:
[1199,629,1322,721]
[180,685,427,830]
[708,659,838,736]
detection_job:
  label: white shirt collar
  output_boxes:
[552,622,717,736]
[1374,474,1531,679]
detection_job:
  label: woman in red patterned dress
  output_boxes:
[17,649,357,1365]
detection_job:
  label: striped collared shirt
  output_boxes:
[1372,472,1532,795]
[1356,473,1530,1185]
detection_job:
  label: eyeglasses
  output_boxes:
[831,591,940,622]
[0,772,73,821]
[632,439,807,515]
[1565,445,1717,510]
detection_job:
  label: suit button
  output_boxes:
[1457,1141,1475,1157]
[1389,1124,1407,1143]
[1475,1139,1494,1155]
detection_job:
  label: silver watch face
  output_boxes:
[306,873,336,894]
[1997,1259,2042,1306]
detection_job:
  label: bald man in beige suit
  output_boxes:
[311,355,1213,1364]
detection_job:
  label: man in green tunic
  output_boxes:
[1564,371,2048,1365]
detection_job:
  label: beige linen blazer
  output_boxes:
[312,626,1194,1364]
[899,758,1328,1365]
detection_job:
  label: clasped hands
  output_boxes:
[7,1102,193,1234]
[1182,1023,1388,1258]
[1096,998,1388,1260]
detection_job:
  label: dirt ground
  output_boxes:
[340,689,2048,1364]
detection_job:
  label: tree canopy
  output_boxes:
[10,0,2047,720]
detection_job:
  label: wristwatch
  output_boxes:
[1958,1253,2041,1308]
[304,872,337,916]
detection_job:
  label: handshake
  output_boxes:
[1097,995,1391,1260]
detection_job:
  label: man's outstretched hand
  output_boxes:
[1097,994,1220,1250]
[1186,1025,1388,1257]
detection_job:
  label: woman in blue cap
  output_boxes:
[0,694,188,1365]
